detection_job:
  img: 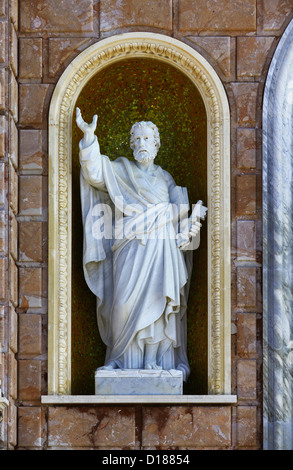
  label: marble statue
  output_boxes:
[76,108,206,382]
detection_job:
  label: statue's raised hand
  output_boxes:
[76,107,98,145]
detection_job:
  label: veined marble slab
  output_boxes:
[95,369,183,395]
[263,18,293,450]
[41,394,237,404]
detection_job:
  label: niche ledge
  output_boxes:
[41,394,237,405]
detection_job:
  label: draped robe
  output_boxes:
[79,137,193,380]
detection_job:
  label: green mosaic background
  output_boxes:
[71,58,207,395]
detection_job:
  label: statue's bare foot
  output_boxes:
[144,362,162,370]
[98,361,116,370]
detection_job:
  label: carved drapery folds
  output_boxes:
[48,33,231,396]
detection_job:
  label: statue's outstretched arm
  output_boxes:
[77,107,106,189]
[76,107,98,148]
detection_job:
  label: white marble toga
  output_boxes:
[79,136,193,381]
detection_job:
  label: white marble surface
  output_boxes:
[76,112,206,381]
[95,369,183,395]
[41,394,237,404]
[263,18,293,450]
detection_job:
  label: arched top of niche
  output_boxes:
[47,32,231,397]
[49,33,230,126]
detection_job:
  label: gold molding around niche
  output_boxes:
[48,33,231,396]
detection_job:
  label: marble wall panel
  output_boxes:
[263,18,293,450]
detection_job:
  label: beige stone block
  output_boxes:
[0,22,6,64]
[9,1,18,28]
[0,257,7,301]
[9,161,18,214]
[0,397,5,446]
[9,71,18,121]
[0,305,4,350]
[261,0,292,32]
[48,406,136,448]
[9,306,17,353]
[0,114,6,157]
[10,24,17,76]
[236,267,256,308]
[9,254,18,306]
[20,0,94,33]
[100,0,172,32]
[0,161,5,206]
[236,175,257,216]
[19,267,42,309]
[19,175,43,216]
[236,406,257,447]
[179,0,256,33]
[8,350,17,399]
[236,220,256,261]
[187,36,232,78]
[19,129,42,173]
[232,82,258,127]
[237,37,274,79]
[0,1,5,16]
[0,351,3,381]
[19,84,50,127]
[9,117,18,168]
[142,406,231,447]
[9,0,18,27]
[0,211,6,254]
[48,38,91,78]
[237,128,257,170]
[18,360,41,400]
[19,221,43,262]
[9,210,17,260]
[19,38,42,79]
[8,400,17,447]
[18,407,42,447]
[237,313,257,358]
[237,359,257,400]
[0,68,6,111]
[19,314,42,356]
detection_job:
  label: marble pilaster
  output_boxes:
[263,18,293,450]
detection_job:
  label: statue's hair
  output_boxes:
[130,121,161,151]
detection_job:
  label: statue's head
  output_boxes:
[130,121,160,163]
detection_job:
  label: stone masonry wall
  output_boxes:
[0,0,18,449]
[0,0,292,450]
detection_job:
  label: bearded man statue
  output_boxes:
[76,108,205,382]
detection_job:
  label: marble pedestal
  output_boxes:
[95,369,183,395]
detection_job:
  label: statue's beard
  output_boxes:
[134,148,157,163]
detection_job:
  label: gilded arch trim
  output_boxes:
[48,33,231,395]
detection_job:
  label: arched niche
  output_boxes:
[263,19,293,450]
[47,33,231,398]
[72,58,207,395]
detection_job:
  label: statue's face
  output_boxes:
[132,126,158,163]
